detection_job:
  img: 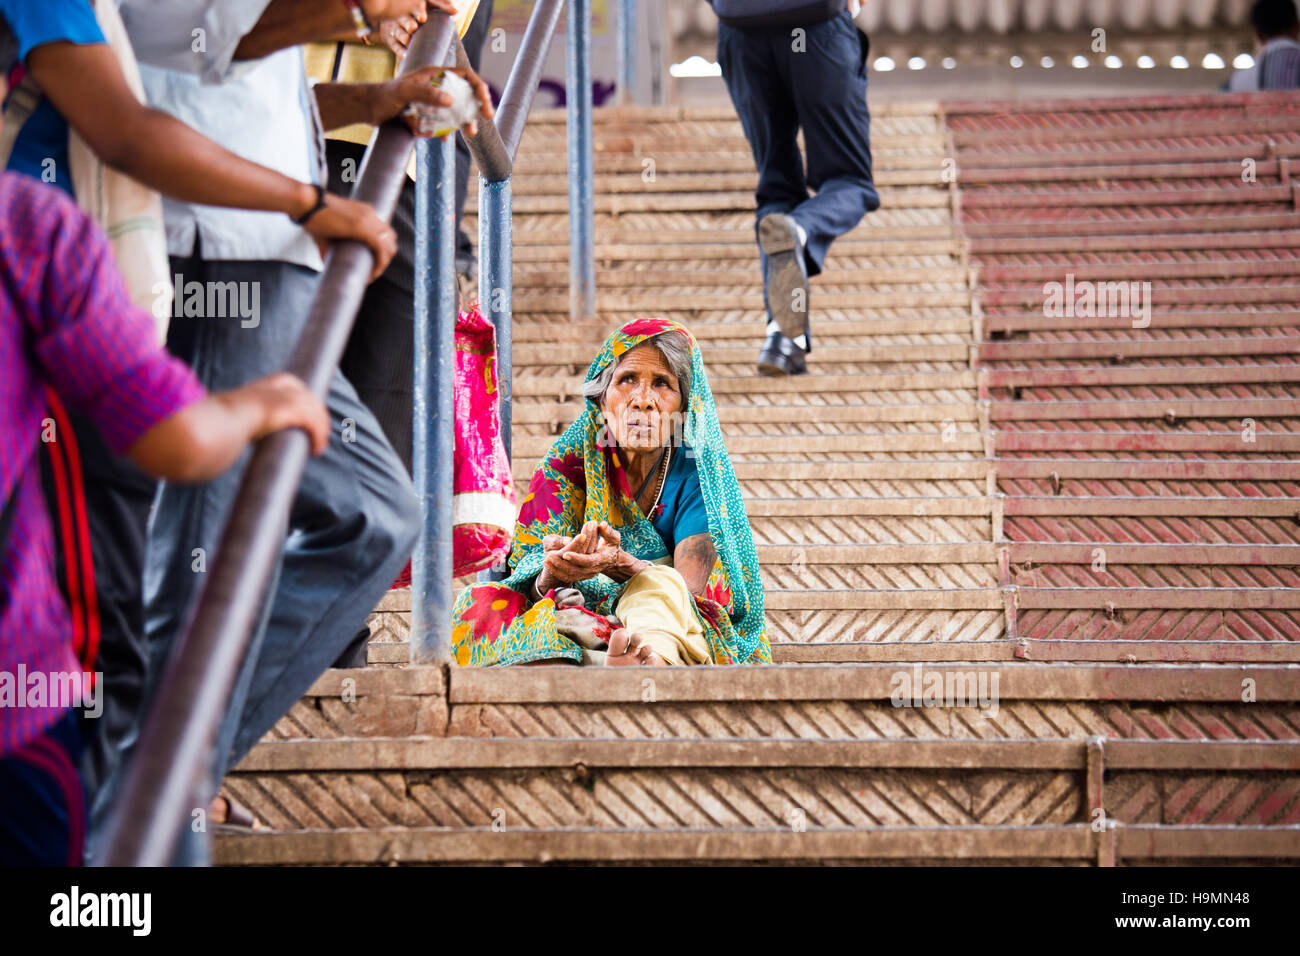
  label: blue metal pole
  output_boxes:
[618,0,637,104]
[479,177,513,463]
[477,175,514,583]
[566,0,596,321]
[412,130,459,664]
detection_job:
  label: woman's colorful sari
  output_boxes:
[450,317,771,666]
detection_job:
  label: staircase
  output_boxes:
[215,95,1300,866]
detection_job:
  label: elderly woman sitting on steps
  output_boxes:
[451,318,770,667]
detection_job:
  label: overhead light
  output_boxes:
[1072,55,1090,68]
[1137,55,1156,69]
[668,55,721,78]
[942,57,957,69]
[874,56,896,72]
[1041,55,1055,68]
[908,56,926,70]
[1202,53,1226,69]
[1104,55,1122,68]
[1171,55,1190,69]
[1233,53,1255,69]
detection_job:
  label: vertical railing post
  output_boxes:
[617,0,637,105]
[477,174,514,584]
[411,129,459,664]
[480,177,513,464]
[567,0,596,321]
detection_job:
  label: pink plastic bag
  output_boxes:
[453,304,516,576]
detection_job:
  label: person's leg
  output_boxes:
[718,23,815,364]
[612,564,711,665]
[717,23,808,245]
[783,13,880,274]
[0,711,85,867]
[143,257,312,667]
[38,403,156,855]
[225,368,419,765]
[328,138,417,477]
[455,0,496,280]
[125,256,316,865]
[717,23,807,227]
[336,269,416,476]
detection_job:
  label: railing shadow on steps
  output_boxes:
[101,0,596,866]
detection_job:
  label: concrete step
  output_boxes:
[215,823,1300,866]
[221,736,1300,834]
[254,662,1300,742]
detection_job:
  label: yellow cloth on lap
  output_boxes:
[614,565,713,666]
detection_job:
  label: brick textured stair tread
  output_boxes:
[958,143,1300,171]
[511,459,991,481]
[956,159,1291,185]
[962,211,1300,240]
[506,189,949,215]
[511,266,973,289]
[982,363,1300,390]
[515,342,972,368]
[1006,542,1300,565]
[984,310,1300,334]
[990,430,1300,455]
[515,370,978,397]
[1002,495,1300,516]
[233,736,1300,773]
[510,317,973,343]
[512,433,984,461]
[514,402,979,426]
[444,662,1300,704]
[290,661,1300,705]
[1015,587,1300,610]
[214,824,1300,866]
[990,398,1300,422]
[512,290,970,312]
[366,640,1300,666]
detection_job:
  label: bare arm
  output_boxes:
[126,373,330,483]
[233,0,456,61]
[671,533,716,596]
[29,43,316,216]
[314,65,493,133]
[26,43,398,280]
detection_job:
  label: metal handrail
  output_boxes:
[100,15,459,867]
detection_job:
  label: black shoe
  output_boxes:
[759,213,810,339]
[756,330,808,376]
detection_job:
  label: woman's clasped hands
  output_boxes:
[542,520,624,584]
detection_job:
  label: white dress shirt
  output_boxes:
[119,0,326,270]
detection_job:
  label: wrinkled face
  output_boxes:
[600,343,683,453]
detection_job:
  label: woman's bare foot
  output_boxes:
[605,628,669,666]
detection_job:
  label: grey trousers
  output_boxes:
[94,254,419,864]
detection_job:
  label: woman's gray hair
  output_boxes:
[581,330,692,408]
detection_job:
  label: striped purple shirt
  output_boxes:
[0,172,205,756]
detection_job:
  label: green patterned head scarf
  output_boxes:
[505,317,768,665]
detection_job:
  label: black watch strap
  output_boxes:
[292,184,327,225]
